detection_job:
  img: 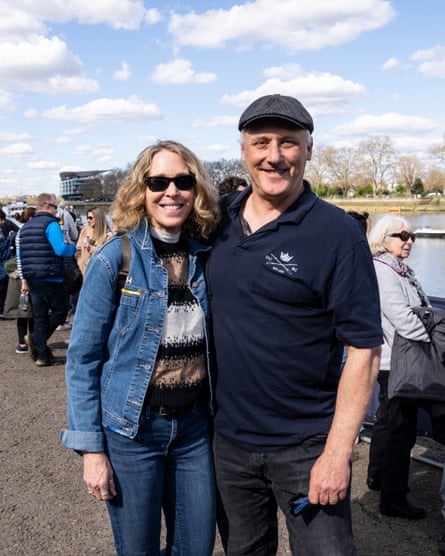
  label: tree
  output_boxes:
[101,166,130,201]
[324,146,359,196]
[357,136,395,195]
[394,154,424,192]
[424,168,445,193]
[429,140,445,167]
[305,144,331,191]
[204,159,248,190]
[394,184,407,197]
[411,177,425,196]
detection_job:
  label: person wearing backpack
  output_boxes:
[61,140,220,556]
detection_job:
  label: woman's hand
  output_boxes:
[83,452,117,501]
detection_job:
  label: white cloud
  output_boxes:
[27,160,59,169]
[0,1,161,33]
[221,68,366,117]
[151,58,217,85]
[63,126,91,136]
[54,136,71,145]
[382,57,400,70]
[114,61,131,81]
[168,0,396,51]
[411,44,445,61]
[0,143,33,156]
[0,6,46,41]
[411,44,445,78]
[23,108,38,118]
[332,112,438,137]
[72,143,114,164]
[42,96,162,123]
[73,144,94,155]
[0,132,31,143]
[417,60,445,79]
[0,35,98,94]
[0,89,18,111]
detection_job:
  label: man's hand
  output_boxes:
[308,449,350,505]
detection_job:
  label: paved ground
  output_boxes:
[1,317,445,555]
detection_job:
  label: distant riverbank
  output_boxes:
[326,196,444,214]
[65,196,444,218]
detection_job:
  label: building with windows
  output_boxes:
[59,170,109,201]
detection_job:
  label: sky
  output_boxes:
[1,0,445,198]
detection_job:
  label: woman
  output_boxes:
[76,206,113,275]
[61,140,220,555]
[367,214,430,520]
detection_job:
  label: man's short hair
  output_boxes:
[36,193,57,208]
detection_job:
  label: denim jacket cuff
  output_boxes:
[59,429,104,453]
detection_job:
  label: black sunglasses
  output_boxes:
[388,231,416,242]
[87,216,94,220]
[46,202,58,210]
[143,174,196,192]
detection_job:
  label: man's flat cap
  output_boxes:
[238,94,314,133]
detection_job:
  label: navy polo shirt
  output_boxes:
[208,182,383,452]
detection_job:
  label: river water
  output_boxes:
[371,213,445,298]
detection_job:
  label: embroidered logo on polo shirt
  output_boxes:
[265,251,299,276]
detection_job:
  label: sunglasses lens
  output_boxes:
[174,175,196,190]
[391,231,415,242]
[144,175,196,192]
[144,177,169,191]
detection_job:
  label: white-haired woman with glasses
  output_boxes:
[366,214,430,520]
[61,140,220,555]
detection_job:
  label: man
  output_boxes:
[18,193,76,366]
[208,94,383,555]
[57,202,79,242]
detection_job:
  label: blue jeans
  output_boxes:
[104,402,216,556]
[214,433,355,556]
[28,280,67,360]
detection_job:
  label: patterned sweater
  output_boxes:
[146,235,208,407]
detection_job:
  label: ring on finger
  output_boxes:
[101,491,110,497]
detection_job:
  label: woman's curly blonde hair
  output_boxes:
[111,140,220,238]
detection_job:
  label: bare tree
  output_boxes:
[429,140,445,167]
[101,166,131,201]
[324,146,359,196]
[357,136,396,195]
[424,168,445,193]
[204,159,248,189]
[394,154,424,191]
[305,144,331,190]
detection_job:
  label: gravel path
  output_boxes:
[1,317,444,555]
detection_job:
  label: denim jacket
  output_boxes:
[60,219,212,453]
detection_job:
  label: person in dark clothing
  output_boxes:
[18,193,76,366]
[208,94,383,555]
[0,208,20,314]
[0,208,20,240]
[218,175,249,195]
